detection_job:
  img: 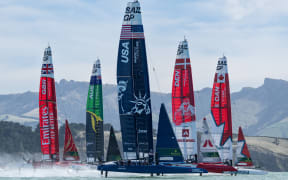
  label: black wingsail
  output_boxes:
[117,0,153,163]
[106,126,122,162]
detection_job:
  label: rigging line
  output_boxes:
[145,38,165,104]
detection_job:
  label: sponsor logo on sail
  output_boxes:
[174,70,180,87]
[41,79,47,95]
[182,129,189,137]
[41,106,50,145]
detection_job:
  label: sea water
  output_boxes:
[0,168,287,180]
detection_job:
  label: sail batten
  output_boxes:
[171,39,197,160]
[86,59,104,163]
[117,0,153,162]
[39,46,59,162]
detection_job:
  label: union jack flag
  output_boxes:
[120,25,145,40]
[41,64,54,74]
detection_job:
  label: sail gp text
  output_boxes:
[124,7,141,21]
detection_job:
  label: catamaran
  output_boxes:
[197,56,237,174]
[235,127,267,175]
[197,118,236,173]
[86,59,104,164]
[156,103,207,174]
[171,38,197,162]
[98,0,207,176]
[205,55,233,166]
[33,46,60,168]
[171,40,236,173]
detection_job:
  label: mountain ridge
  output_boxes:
[1,77,288,137]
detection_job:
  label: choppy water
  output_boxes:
[0,168,286,180]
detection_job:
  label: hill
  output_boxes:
[1,78,288,137]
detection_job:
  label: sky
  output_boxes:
[0,0,288,94]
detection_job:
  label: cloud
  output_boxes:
[0,0,288,94]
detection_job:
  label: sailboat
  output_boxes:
[98,0,207,176]
[63,120,80,161]
[197,118,237,173]
[198,55,238,174]
[171,38,197,162]
[86,59,104,164]
[34,46,60,167]
[235,127,267,175]
[170,40,236,173]
[156,104,184,163]
[106,126,122,162]
[155,104,207,174]
[206,55,233,165]
[199,118,221,163]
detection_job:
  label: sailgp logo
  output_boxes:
[182,129,189,137]
[121,42,129,63]
[124,6,141,21]
[177,43,188,55]
[216,60,226,70]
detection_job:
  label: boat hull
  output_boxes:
[235,168,268,175]
[98,162,207,174]
[197,163,237,173]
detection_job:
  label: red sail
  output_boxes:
[210,55,233,161]
[172,40,196,125]
[171,39,197,160]
[39,46,59,161]
[236,127,253,166]
[63,120,80,161]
